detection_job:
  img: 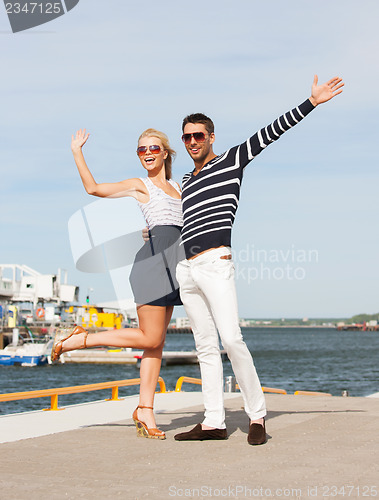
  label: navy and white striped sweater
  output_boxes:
[181,99,315,259]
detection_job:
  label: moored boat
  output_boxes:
[0,338,54,367]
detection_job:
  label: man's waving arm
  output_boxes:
[238,75,344,167]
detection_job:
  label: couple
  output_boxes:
[52,75,343,445]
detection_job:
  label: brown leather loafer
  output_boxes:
[247,419,266,445]
[174,423,227,441]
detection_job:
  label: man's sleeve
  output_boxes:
[238,99,315,169]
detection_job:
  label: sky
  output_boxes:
[1,0,378,318]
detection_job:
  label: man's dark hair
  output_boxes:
[182,113,214,134]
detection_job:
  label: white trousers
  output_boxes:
[176,247,266,429]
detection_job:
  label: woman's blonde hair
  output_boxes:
[138,128,176,180]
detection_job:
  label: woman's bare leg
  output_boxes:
[137,305,173,429]
[60,304,169,353]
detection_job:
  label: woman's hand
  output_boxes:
[71,129,90,153]
[309,75,344,107]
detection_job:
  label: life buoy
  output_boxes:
[36,308,45,319]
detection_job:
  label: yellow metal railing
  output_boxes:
[0,377,166,411]
[294,390,331,396]
[262,387,287,395]
[175,376,202,392]
[0,375,332,413]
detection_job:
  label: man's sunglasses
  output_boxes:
[136,145,162,156]
[181,132,207,144]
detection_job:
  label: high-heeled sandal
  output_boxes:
[132,405,166,440]
[51,326,88,362]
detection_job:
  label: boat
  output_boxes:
[0,338,54,367]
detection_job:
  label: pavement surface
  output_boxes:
[1,392,378,499]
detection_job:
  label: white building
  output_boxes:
[0,264,79,306]
[176,317,191,329]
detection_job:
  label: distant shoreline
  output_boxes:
[240,325,335,329]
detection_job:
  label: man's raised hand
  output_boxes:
[309,75,344,107]
[142,226,150,242]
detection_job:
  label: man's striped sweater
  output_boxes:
[181,99,315,259]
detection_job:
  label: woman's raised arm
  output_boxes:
[71,129,146,200]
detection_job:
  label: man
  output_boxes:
[174,75,344,445]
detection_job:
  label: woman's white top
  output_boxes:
[137,177,183,229]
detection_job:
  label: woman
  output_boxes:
[52,128,183,440]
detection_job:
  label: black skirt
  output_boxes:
[129,225,184,307]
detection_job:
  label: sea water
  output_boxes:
[1,328,378,415]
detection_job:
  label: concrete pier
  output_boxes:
[1,392,378,499]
